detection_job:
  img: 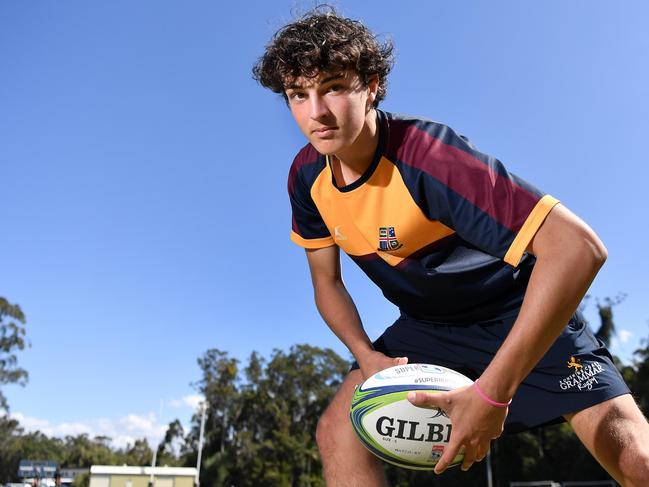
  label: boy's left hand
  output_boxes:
[407,385,507,474]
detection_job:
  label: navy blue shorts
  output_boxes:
[351,311,630,433]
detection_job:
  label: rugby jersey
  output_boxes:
[288,110,559,323]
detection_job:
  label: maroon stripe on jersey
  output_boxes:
[287,143,320,196]
[390,122,538,232]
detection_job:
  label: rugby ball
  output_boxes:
[350,363,473,470]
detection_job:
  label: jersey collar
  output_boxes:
[327,109,387,193]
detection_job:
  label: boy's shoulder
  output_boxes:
[382,110,470,147]
[287,143,327,192]
[292,142,321,167]
[383,110,447,128]
[382,112,478,155]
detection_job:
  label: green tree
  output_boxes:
[625,335,649,416]
[594,294,626,347]
[185,345,348,487]
[71,472,90,487]
[62,434,115,467]
[13,431,65,461]
[156,419,185,466]
[0,297,29,411]
[0,415,23,483]
[0,429,67,484]
[254,345,347,487]
[189,349,240,486]
[118,438,153,465]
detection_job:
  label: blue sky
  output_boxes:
[2,0,648,448]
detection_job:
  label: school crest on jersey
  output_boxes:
[378,227,403,251]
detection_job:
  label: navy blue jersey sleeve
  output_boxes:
[287,145,335,249]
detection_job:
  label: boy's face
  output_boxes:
[284,70,378,156]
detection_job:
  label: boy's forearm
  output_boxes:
[478,207,607,402]
[313,278,376,362]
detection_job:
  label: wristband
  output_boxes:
[473,379,512,408]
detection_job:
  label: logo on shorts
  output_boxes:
[567,356,583,370]
[559,358,605,391]
[377,227,403,251]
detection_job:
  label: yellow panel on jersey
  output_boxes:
[287,110,561,322]
[504,195,560,266]
[309,155,456,267]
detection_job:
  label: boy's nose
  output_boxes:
[310,95,329,120]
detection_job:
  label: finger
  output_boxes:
[407,390,449,411]
[434,440,463,474]
[460,441,479,471]
[393,356,408,366]
[475,443,490,462]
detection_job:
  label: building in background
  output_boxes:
[89,466,197,487]
[14,461,88,487]
[58,469,89,486]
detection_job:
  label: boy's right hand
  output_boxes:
[358,351,408,380]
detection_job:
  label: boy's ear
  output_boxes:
[367,74,380,104]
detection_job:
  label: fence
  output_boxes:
[510,481,616,487]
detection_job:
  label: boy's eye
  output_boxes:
[289,92,306,101]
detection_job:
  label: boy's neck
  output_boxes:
[330,109,379,187]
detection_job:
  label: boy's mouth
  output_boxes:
[312,126,338,137]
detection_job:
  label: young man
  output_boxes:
[253,8,649,487]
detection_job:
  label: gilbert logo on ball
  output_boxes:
[349,363,473,470]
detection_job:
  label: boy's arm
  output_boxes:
[409,203,607,473]
[474,203,607,401]
[306,246,407,379]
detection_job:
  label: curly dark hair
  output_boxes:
[252,7,394,107]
